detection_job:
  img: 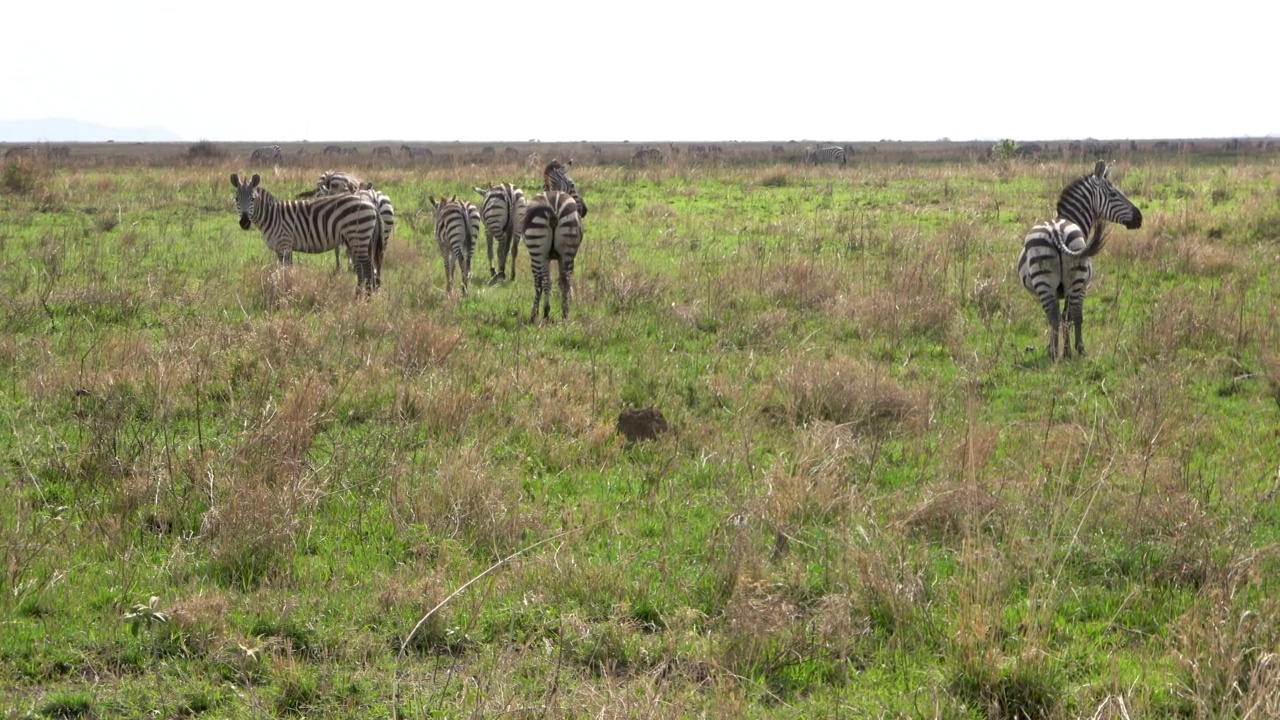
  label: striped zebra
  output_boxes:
[805,146,846,166]
[631,147,665,166]
[250,144,282,163]
[429,196,482,295]
[231,173,381,296]
[542,159,587,218]
[304,170,396,285]
[323,145,343,156]
[521,190,584,323]
[473,183,527,281]
[1016,161,1143,359]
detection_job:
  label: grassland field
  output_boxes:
[0,140,1279,719]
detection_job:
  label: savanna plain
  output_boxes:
[2,141,1279,719]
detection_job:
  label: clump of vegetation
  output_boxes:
[187,139,226,159]
[1,158,41,194]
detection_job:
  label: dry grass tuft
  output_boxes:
[771,355,925,433]
[759,422,858,528]
[904,483,1003,540]
[391,316,462,377]
[1171,572,1280,719]
[411,445,532,556]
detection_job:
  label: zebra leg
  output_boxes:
[333,246,342,273]
[486,230,497,281]
[496,236,510,280]
[509,236,519,282]
[457,250,470,296]
[530,269,546,323]
[1038,292,1062,359]
[558,259,574,320]
[351,246,374,298]
[443,254,454,295]
[1068,292,1087,356]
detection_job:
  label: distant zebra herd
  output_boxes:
[231,156,1145,349]
[231,159,588,321]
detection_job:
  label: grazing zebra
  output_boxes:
[323,145,343,156]
[805,146,846,166]
[231,173,381,296]
[250,144,283,163]
[1016,161,1143,359]
[304,170,396,285]
[473,183,527,281]
[429,196,482,295]
[631,147,665,165]
[521,190,584,323]
[373,146,393,157]
[401,144,432,159]
[542,159,587,217]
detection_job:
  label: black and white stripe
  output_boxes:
[250,145,283,163]
[542,159,587,218]
[429,195,482,295]
[305,171,396,286]
[473,183,527,281]
[520,190,584,323]
[631,147,665,165]
[805,146,846,166]
[1016,161,1143,358]
[231,172,381,295]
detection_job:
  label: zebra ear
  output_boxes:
[428,196,438,208]
[230,173,240,188]
[1103,163,1115,179]
[474,187,486,196]
[250,173,261,187]
[1092,160,1106,178]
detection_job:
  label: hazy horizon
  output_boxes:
[4,0,1274,143]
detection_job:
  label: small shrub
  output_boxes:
[187,140,226,159]
[2,159,41,195]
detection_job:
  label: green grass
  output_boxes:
[2,150,1279,718]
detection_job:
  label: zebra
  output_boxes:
[473,183,527,281]
[631,147,665,165]
[429,196,482,295]
[302,170,396,285]
[231,173,381,296]
[401,144,432,159]
[323,145,343,156]
[250,144,282,163]
[1016,161,1143,359]
[805,146,846,166]
[542,159,587,218]
[521,190,584,323]
[373,146,393,157]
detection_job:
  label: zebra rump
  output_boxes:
[474,183,527,281]
[429,195,482,295]
[520,190,584,323]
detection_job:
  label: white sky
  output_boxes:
[5,0,1275,143]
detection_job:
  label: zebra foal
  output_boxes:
[232,173,381,296]
[473,183,527,281]
[1016,161,1142,359]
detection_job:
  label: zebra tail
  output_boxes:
[372,210,386,286]
[1080,223,1109,259]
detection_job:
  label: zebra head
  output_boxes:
[1057,161,1142,234]
[317,171,365,195]
[231,173,261,230]
[1093,161,1143,230]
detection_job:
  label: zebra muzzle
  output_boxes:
[239,214,252,230]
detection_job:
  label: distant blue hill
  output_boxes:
[0,118,183,142]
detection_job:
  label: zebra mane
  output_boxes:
[1055,173,1102,237]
